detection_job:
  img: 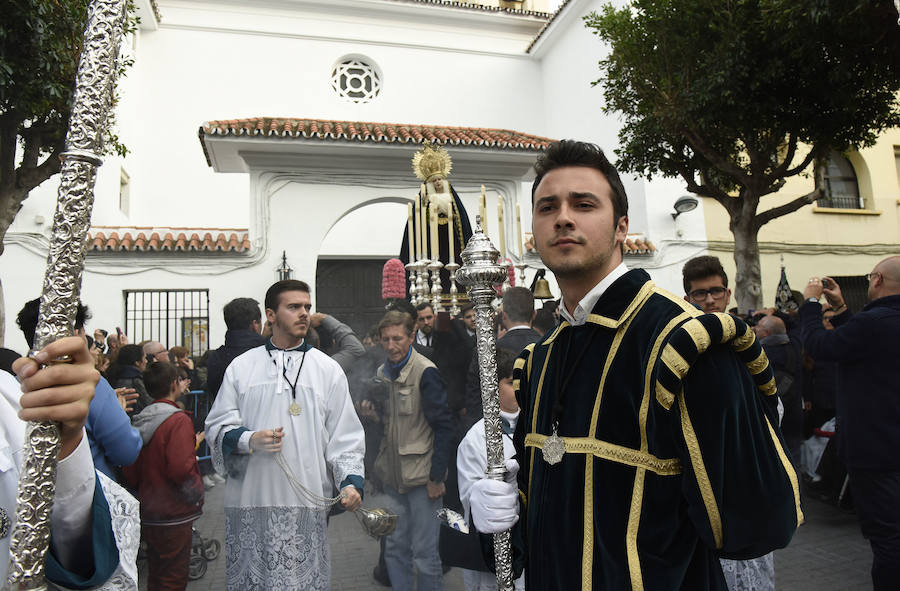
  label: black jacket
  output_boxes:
[496,269,799,589]
[465,326,542,420]
[420,329,469,415]
[759,334,803,452]
[800,295,900,471]
[111,365,152,415]
[205,329,266,396]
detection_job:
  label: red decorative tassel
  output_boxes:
[382,258,407,299]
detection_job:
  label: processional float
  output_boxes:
[401,143,525,590]
[404,144,529,312]
[5,1,129,589]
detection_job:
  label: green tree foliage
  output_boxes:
[0,0,135,256]
[586,0,900,311]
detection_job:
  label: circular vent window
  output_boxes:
[331,57,381,104]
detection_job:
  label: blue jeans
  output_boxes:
[383,484,443,591]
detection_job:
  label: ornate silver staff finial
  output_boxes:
[6,1,129,588]
[456,217,514,591]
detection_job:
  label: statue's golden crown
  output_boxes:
[412,142,452,182]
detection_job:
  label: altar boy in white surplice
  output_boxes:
[206,280,365,591]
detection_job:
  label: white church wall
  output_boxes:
[11,1,548,235]
[1,0,718,345]
[98,8,545,227]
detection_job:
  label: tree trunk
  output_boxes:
[731,215,763,314]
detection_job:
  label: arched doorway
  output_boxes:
[315,200,409,337]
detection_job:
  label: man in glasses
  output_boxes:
[143,340,170,363]
[682,255,732,313]
[800,257,900,590]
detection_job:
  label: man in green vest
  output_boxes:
[368,310,453,591]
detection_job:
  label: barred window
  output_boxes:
[124,289,210,357]
[817,150,862,209]
[331,58,381,104]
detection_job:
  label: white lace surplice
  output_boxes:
[206,345,365,591]
[95,472,141,591]
[0,372,139,591]
[720,554,775,591]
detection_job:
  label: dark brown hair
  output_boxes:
[265,280,311,312]
[143,361,178,400]
[531,140,629,225]
[682,255,729,294]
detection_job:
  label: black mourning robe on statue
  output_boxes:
[399,184,474,295]
[497,269,801,590]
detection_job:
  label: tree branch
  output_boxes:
[783,149,817,178]
[754,189,819,228]
[681,126,750,187]
[21,128,40,171]
[0,115,19,195]
[671,160,731,202]
[15,142,63,195]
[769,134,798,179]
[744,136,765,178]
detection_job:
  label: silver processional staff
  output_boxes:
[456,217,515,591]
[5,1,129,589]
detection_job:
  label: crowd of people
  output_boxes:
[0,139,896,591]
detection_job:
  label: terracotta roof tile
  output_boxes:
[527,0,573,53]
[200,118,555,152]
[87,227,251,254]
[524,232,656,256]
[389,0,552,18]
[624,236,656,255]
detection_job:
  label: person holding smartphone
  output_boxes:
[801,259,900,590]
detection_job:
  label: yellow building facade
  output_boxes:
[702,127,900,310]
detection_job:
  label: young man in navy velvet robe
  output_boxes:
[469,140,802,590]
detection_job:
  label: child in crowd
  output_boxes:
[456,348,525,591]
[124,362,204,591]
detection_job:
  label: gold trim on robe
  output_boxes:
[524,435,683,475]
[677,392,723,549]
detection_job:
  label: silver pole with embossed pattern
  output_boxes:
[456,218,514,591]
[5,2,128,589]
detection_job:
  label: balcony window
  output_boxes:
[817,150,862,209]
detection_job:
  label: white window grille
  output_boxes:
[331,58,381,104]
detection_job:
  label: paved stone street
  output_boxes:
[158,480,872,590]
[177,482,463,591]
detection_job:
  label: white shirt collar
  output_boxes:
[558,262,629,326]
[505,325,530,332]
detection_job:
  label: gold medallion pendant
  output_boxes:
[289,402,302,416]
[542,429,565,465]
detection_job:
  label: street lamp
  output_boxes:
[276,251,293,281]
[671,195,699,219]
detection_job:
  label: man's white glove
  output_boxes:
[470,458,520,534]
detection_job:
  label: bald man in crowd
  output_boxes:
[801,256,900,590]
[754,315,803,469]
